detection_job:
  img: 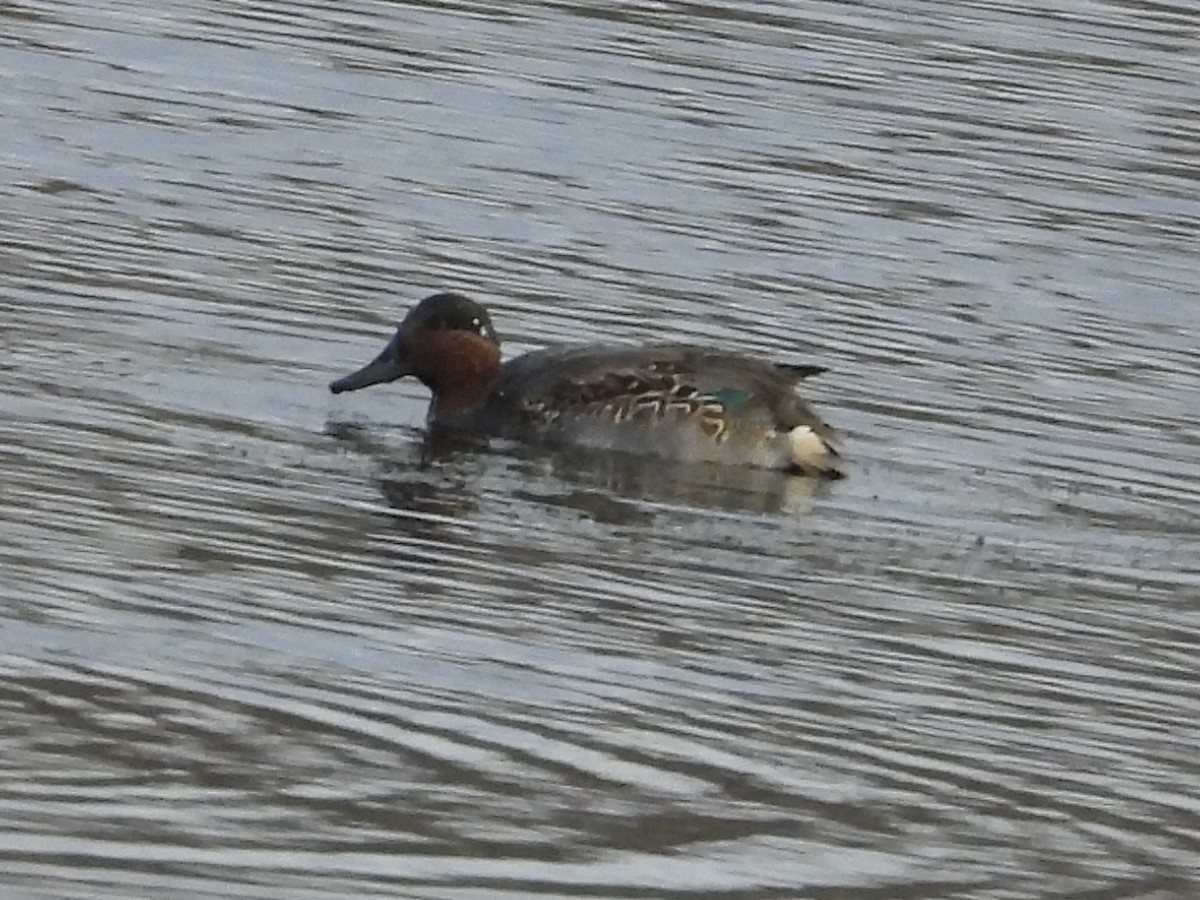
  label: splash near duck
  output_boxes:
[330,292,842,477]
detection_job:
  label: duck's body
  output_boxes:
[330,292,842,477]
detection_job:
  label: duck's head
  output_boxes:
[330,292,501,415]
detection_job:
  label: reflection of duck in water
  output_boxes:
[331,292,842,478]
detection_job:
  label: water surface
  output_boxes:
[2,0,1199,897]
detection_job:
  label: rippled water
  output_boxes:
[3,0,1199,897]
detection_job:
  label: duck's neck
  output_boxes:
[419,331,502,423]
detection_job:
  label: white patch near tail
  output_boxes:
[788,425,842,477]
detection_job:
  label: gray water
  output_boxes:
[2,0,1199,897]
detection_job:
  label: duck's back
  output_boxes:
[473,343,841,475]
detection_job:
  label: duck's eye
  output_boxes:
[472,317,484,334]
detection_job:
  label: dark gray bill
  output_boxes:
[329,332,409,394]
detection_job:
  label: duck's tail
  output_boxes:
[787,424,843,478]
[774,362,828,381]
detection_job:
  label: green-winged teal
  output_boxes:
[330,292,842,477]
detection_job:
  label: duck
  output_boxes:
[329,292,842,477]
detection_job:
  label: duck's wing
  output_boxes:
[491,343,832,433]
[496,343,770,393]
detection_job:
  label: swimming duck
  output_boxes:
[330,292,842,477]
